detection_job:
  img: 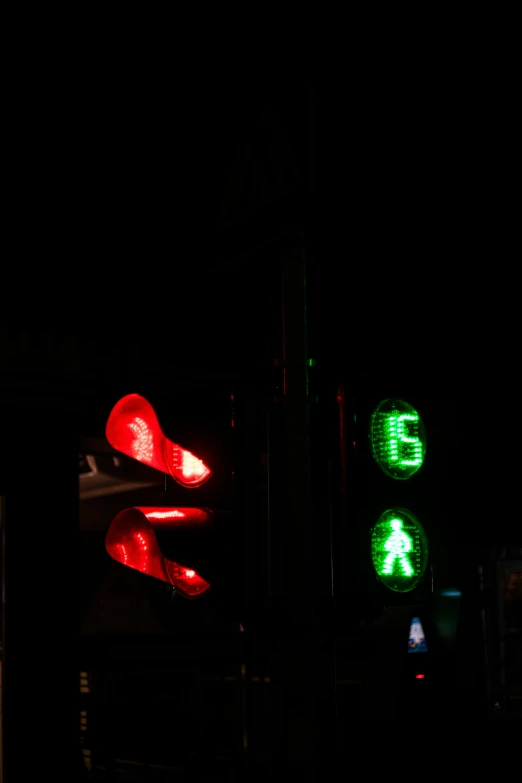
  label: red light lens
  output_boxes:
[163,440,211,488]
[105,508,168,583]
[105,394,212,487]
[415,674,425,679]
[105,507,211,599]
[164,561,212,598]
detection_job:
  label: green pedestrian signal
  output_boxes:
[382,518,413,577]
[371,508,428,593]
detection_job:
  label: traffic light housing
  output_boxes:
[103,390,236,604]
[334,374,459,619]
[330,377,461,720]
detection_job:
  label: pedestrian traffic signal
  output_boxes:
[332,377,456,617]
[366,395,431,601]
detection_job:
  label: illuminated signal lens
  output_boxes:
[370,398,426,479]
[106,508,168,582]
[371,508,429,593]
[105,394,212,487]
[164,561,210,598]
[164,439,211,488]
[105,507,211,599]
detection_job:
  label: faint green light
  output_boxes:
[371,398,426,479]
[371,508,428,593]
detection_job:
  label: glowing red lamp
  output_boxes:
[106,394,212,488]
[105,507,211,598]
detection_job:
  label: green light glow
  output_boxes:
[371,399,426,479]
[371,508,428,592]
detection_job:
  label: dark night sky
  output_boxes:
[3,68,520,469]
[4,75,311,369]
[5,66,517,367]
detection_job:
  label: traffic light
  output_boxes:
[334,373,458,619]
[105,506,212,598]
[105,394,212,488]
[368,396,430,597]
[103,390,235,602]
[331,377,461,719]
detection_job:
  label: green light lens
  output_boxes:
[370,398,426,479]
[371,508,428,593]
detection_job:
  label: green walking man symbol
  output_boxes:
[382,518,413,577]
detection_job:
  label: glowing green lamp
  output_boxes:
[371,508,429,592]
[370,398,426,480]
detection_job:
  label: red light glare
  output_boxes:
[139,507,213,529]
[105,508,211,599]
[163,439,211,487]
[144,509,186,520]
[105,394,212,487]
[415,674,425,679]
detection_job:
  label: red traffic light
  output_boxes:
[106,394,212,488]
[105,507,211,598]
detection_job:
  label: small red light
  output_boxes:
[105,507,211,599]
[106,394,212,487]
[415,674,425,679]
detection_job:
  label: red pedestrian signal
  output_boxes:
[106,394,212,488]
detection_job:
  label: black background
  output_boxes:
[1,50,521,778]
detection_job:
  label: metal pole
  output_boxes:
[267,247,334,776]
